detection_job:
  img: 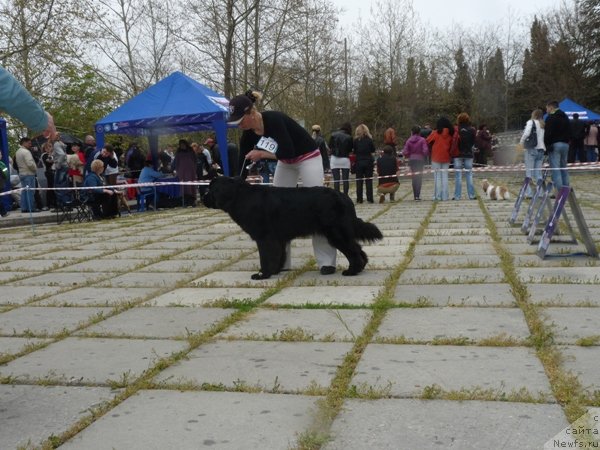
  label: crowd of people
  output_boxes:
[2,62,600,222]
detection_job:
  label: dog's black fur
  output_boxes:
[202,177,383,279]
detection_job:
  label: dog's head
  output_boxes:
[202,176,245,211]
[482,179,490,193]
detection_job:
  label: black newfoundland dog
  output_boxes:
[202,177,383,279]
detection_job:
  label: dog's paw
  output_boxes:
[251,272,271,280]
[342,268,360,276]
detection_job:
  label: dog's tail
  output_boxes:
[354,218,383,243]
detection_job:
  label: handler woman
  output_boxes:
[229,90,337,275]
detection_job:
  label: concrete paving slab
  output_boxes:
[37,287,156,306]
[419,235,492,244]
[398,268,506,284]
[59,390,318,450]
[542,308,600,344]
[138,259,225,273]
[512,254,600,267]
[503,243,587,255]
[175,248,247,260]
[265,286,381,306]
[375,307,530,342]
[220,309,371,341]
[13,271,111,286]
[0,285,64,305]
[154,340,352,392]
[0,259,68,272]
[364,256,405,269]
[203,240,258,250]
[0,306,112,336]
[77,306,234,338]
[226,256,308,271]
[361,245,409,257]
[393,283,516,306]
[107,249,179,260]
[147,287,266,306]
[138,241,197,250]
[561,346,600,396]
[0,271,24,283]
[30,250,106,260]
[0,337,50,356]
[413,243,495,255]
[191,271,284,287]
[0,337,188,384]
[55,259,145,272]
[519,267,600,283]
[0,384,115,450]
[352,344,552,398]
[528,284,600,306]
[409,254,501,268]
[292,270,391,286]
[97,271,192,288]
[323,398,568,450]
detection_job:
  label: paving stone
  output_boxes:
[419,235,492,244]
[0,384,115,450]
[226,256,308,271]
[191,271,284,287]
[528,284,600,306]
[37,287,157,306]
[503,243,587,255]
[108,249,179,260]
[220,309,371,341]
[393,283,516,306]
[542,308,600,344]
[323,398,568,450]
[13,271,111,286]
[512,254,600,267]
[203,239,258,250]
[147,287,266,306]
[0,337,50,356]
[292,269,391,286]
[98,271,192,287]
[154,340,352,391]
[265,286,381,306]
[519,267,600,283]
[0,307,112,336]
[30,250,106,260]
[362,245,409,257]
[413,243,495,255]
[59,390,317,450]
[55,259,146,272]
[0,259,68,272]
[176,248,248,260]
[375,307,530,342]
[398,268,506,284]
[409,254,501,268]
[77,306,234,338]
[0,337,187,384]
[0,271,23,282]
[561,346,600,397]
[0,285,64,305]
[351,344,552,398]
[138,259,225,273]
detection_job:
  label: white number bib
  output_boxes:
[256,136,279,154]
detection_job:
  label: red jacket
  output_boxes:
[426,128,452,163]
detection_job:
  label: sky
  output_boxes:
[330,0,566,31]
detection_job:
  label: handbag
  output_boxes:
[524,120,537,149]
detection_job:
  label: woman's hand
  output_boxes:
[246,149,275,162]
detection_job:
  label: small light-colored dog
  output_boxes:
[482,179,511,200]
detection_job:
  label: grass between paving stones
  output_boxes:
[32,255,317,448]
[478,197,590,423]
[291,201,438,450]
[373,333,526,347]
[419,384,550,403]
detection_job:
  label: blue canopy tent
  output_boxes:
[95,71,233,175]
[559,98,600,121]
[0,117,10,211]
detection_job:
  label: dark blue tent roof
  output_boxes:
[95,71,231,136]
[559,98,600,121]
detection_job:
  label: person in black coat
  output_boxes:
[353,124,376,203]
[544,100,572,193]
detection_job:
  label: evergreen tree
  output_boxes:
[451,46,472,116]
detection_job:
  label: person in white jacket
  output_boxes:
[520,108,546,198]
